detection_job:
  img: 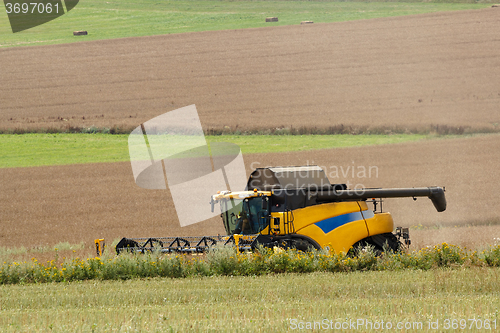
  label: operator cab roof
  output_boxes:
[247,165,332,191]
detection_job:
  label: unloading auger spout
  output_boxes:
[315,186,447,212]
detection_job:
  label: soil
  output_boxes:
[1,134,499,249]
[0,8,499,133]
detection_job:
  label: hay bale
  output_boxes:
[73,31,88,36]
[301,21,314,25]
[265,17,278,22]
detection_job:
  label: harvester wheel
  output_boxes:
[280,236,321,252]
[371,233,400,252]
[290,239,317,252]
[349,233,401,257]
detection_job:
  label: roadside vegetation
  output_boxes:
[2,243,500,284]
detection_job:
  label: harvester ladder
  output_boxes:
[283,208,295,234]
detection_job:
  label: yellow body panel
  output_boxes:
[291,201,366,232]
[269,201,395,253]
[365,212,394,236]
[297,220,370,253]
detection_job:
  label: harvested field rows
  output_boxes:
[0,8,499,133]
[2,270,500,332]
[1,135,499,249]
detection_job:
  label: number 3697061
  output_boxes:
[5,2,60,14]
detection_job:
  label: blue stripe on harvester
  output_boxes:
[361,210,375,219]
[315,211,365,234]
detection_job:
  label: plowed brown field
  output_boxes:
[1,8,500,250]
[0,8,499,132]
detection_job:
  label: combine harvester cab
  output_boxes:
[113,165,446,255]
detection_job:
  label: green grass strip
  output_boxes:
[0,133,433,168]
[0,1,491,48]
[207,133,430,154]
[0,133,128,168]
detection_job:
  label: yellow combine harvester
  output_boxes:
[113,166,446,255]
